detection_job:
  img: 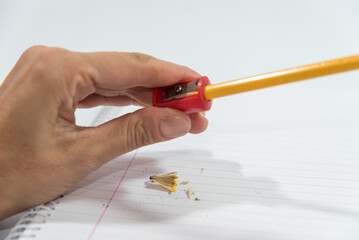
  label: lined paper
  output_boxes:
[26,106,359,240]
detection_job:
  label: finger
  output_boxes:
[83,52,201,90]
[11,47,201,108]
[77,94,145,108]
[95,86,153,105]
[78,107,192,166]
[188,112,208,134]
[77,86,153,108]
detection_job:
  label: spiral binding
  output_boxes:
[5,197,61,239]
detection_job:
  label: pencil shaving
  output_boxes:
[149,172,178,192]
[195,198,201,201]
[181,181,189,185]
[201,168,204,173]
[187,187,195,199]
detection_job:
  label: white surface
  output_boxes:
[13,107,359,240]
[0,0,359,239]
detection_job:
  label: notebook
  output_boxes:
[6,100,359,240]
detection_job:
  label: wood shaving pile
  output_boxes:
[149,172,201,201]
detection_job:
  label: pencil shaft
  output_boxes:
[204,54,359,100]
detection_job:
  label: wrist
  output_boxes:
[0,184,18,220]
[0,154,23,220]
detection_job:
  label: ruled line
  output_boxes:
[76,180,359,198]
[55,201,359,234]
[71,187,359,208]
[78,174,359,191]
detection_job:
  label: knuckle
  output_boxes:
[4,46,75,96]
[126,117,154,150]
[143,63,158,81]
[130,53,158,81]
[19,45,47,65]
[23,45,47,57]
[30,56,51,73]
[21,47,73,86]
[21,46,66,72]
[131,52,154,63]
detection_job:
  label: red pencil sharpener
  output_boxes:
[153,76,212,113]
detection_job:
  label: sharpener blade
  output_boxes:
[162,79,199,102]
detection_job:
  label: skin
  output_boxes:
[0,46,208,220]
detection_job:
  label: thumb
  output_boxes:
[82,107,191,165]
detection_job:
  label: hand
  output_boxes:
[0,46,208,220]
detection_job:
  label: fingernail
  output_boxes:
[160,116,190,138]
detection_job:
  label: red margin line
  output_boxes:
[87,150,138,240]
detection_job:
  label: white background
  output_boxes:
[1,0,359,239]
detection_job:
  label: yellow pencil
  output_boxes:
[153,54,359,113]
[204,54,359,100]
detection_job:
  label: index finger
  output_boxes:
[83,52,201,90]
